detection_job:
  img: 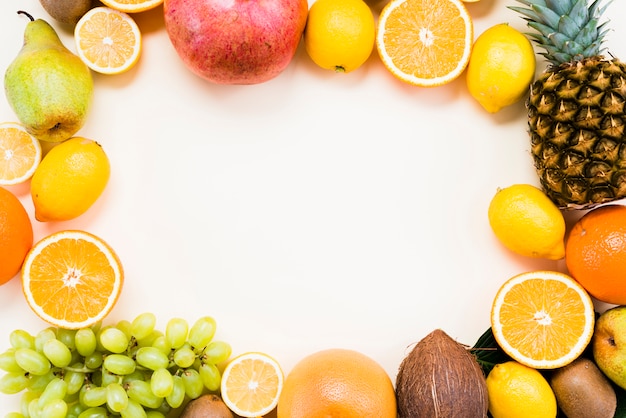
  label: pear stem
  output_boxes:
[17,10,35,22]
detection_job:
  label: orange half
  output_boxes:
[220,352,284,417]
[491,270,595,369]
[376,0,473,86]
[21,230,124,329]
[0,122,42,186]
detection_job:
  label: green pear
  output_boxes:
[4,11,93,143]
[592,305,626,389]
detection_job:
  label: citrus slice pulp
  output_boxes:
[74,7,142,75]
[490,270,595,369]
[99,0,164,13]
[0,122,42,186]
[376,0,473,86]
[21,230,124,329]
[220,352,284,417]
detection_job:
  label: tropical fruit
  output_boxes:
[21,230,123,329]
[99,0,164,13]
[304,0,376,73]
[277,348,397,417]
[565,204,626,305]
[376,0,473,87]
[220,352,283,417]
[486,360,558,418]
[0,187,33,285]
[0,122,42,186]
[510,0,626,208]
[490,270,595,369]
[466,23,536,113]
[487,184,566,260]
[74,7,142,75]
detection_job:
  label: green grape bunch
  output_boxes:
[0,313,232,418]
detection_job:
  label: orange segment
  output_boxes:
[376,0,473,86]
[491,270,595,369]
[21,230,124,329]
[99,0,164,13]
[220,352,284,417]
[0,122,42,186]
[74,7,142,75]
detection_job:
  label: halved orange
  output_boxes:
[376,0,473,87]
[220,352,284,417]
[99,0,163,13]
[491,270,595,369]
[74,7,142,75]
[21,230,124,329]
[0,122,42,186]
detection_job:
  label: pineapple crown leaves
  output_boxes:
[509,0,613,66]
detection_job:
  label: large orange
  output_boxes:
[565,204,626,305]
[276,348,397,418]
[0,186,33,285]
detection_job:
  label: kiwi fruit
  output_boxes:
[179,394,234,418]
[550,357,616,418]
[39,0,94,25]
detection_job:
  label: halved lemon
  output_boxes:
[491,270,595,369]
[75,7,142,75]
[100,0,164,13]
[21,230,124,329]
[0,122,42,186]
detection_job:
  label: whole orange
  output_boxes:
[276,348,397,418]
[0,187,33,284]
[566,204,626,304]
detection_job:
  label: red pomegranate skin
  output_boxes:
[163,0,309,85]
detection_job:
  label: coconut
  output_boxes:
[395,329,489,418]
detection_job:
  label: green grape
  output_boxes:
[77,406,109,418]
[165,318,188,350]
[116,320,133,339]
[131,313,157,341]
[34,328,57,353]
[41,398,68,418]
[150,335,171,355]
[146,411,166,418]
[37,377,68,408]
[173,344,196,368]
[75,328,97,357]
[28,370,55,394]
[14,348,51,376]
[0,349,24,373]
[181,368,203,399]
[64,364,87,395]
[10,330,35,350]
[165,375,185,409]
[27,397,43,418]
[135,347,169,371]
[56,328,77,351]
[106,382,129,412]
[79,384,107,408]
[101,368,119,387]
[150,368,174,398]
[126,379,163,409]
[66,401,87,418]
[0,372,30,394]
[84,352,104,370]
[136,330,162,348]
[122,369,147,385]
[43,338,73,368]
[120,398,148,418]
[20,390,39,417]
[202,341,232,364]
[188,316,216,350]
[5,412,25,418]
[199,363,221,392]
[98,327,130,354]
[103,354,136,375]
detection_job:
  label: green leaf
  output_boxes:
[470,327,511,376]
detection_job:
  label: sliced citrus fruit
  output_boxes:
[21,230,124,329]
[99,0,164,13]
[491,270,595,369]
[0,122,42,186]
[376,0,473,87]
[74,7,142,75]
[220,352,284,417]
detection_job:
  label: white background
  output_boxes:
[1,0,625,415]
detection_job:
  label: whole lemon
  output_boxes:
[304,0,376,73]
[486,361,557,418]
[487,184,565,260]
[466,23,536,113]
[31,137,110,222]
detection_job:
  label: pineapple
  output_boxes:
[511,0,626,209]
